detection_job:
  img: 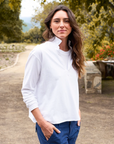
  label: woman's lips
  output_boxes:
[58,30,66,32]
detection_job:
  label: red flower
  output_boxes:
[100,49,102,52]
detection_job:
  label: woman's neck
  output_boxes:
[59,37,69,51]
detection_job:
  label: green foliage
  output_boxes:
[41,0,114,13]
[22,27,42,43]
[26,39,31,43]
[0,0,23,41]
[82,3,114,59]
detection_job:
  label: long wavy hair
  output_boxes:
[43,5,85,78]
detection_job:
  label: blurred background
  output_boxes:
[0,0,114,61]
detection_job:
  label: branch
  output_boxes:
[108,1,114,10]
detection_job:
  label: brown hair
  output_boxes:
[43,5,85,78]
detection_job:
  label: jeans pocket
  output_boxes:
[48,130,61,143]
[76,121,81,127]
[48,130,54,141]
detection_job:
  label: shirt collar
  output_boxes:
[49,36,72,50]
[49,36,62,46]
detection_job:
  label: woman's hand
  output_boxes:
[40,121,61,141]
[77,109,81,126]
[31,108,61,141]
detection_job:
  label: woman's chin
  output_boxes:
[57,35,68,40]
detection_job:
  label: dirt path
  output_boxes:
[77,78,114,144]
[0,45,114,144]
[0,45,40,144]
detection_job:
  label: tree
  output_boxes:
[81,3,114,58]
[40,0,114,13]
[32,1,60,42]
[0,0,23,41]
[22,27,41,43]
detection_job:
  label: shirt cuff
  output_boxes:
[29,102,38,112]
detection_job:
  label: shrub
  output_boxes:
[5,57,9,61]
[93,42,114,60]
[26,39,31,43]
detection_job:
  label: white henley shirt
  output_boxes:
[21,36,80,124]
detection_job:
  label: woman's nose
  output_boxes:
[60,21,64,27]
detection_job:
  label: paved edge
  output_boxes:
[0,53,20,72]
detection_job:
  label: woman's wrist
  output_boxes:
[37,118,47,128]
[31,108,46,127]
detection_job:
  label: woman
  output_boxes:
[21,5,85,144]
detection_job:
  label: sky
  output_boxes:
[20,0,40,17]
[20,0,54,18]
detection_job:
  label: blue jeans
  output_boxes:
[36,121,80,144]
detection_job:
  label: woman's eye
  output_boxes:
[53,19,69,23]
[54,21,59,23]
[64,20,69,23]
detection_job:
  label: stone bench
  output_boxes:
[84,61,102,94]
[95,61,114,79]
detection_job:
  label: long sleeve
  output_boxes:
[21,53,41,112]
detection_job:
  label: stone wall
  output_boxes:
[85,61,102,94]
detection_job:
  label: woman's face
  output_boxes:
[50,10,72,40]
